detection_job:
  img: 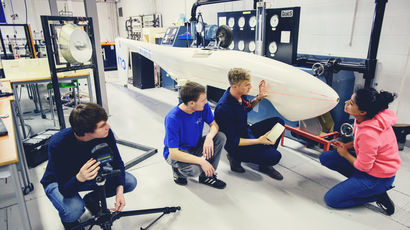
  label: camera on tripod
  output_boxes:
[72,143,181,230]
[91,143,120,181]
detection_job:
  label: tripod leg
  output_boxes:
[69,218,95,230]
[112,206,181,229]
[140,213,165,230]
[115,206,181,218]
[102,222,112,230]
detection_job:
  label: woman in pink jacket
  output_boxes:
[320,87,401,215]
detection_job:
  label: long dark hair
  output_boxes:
[355,87,396,119]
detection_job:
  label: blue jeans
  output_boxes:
[44,172,137,223]
[230,117,284,166]
[320,150,394,208]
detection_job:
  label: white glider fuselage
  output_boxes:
[115,38,339,121]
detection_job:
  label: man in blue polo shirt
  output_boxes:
[164,81,226,189]
[215,68,284,180]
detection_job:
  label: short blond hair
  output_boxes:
[228,68,251,86]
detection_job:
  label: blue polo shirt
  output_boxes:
[214,88,253,152]
[163,103,214,159]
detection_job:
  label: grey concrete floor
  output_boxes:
[1,71,409,230]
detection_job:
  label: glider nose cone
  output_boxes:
[269,80,340,122]
[327,89,340,104]
[319,83,340,114]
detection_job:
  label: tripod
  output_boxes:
[71,169,181,230]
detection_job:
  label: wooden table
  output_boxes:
[0,81,32,229]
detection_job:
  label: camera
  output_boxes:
[91,143,121,181]
[91,143,113,166]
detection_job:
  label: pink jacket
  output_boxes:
[353,109,401,178]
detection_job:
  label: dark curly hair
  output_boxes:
[355,87,396,119]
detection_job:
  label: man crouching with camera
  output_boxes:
[40,103,137,229]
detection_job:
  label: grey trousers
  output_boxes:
[167,132,226,178]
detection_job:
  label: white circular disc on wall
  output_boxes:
[238,17,245,28]
[249,16,257,28]
[269,41,278,54]
[248,41,255,52]
[238,40,245,51]
[228,17,235,28]
[229,41,235,50]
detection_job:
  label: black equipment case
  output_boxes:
[23,129,59,168]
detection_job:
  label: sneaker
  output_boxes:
[227,154,245,173]
[83,193,102,216]
[259,165,283,180]
[199,175,226,189]
[376,192,395,215]
[172,167,187,185]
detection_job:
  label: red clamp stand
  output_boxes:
[280,125,339,151]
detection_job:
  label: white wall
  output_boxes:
[116,0,155,38]
[115,0,252,34]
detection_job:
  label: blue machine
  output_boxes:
[299,67,355,132]
[160,26,193,90]
[101,43,117,71]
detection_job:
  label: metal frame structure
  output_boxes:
[40,15,102,129]
[11,103,34,195]
[280,125,339,152]
[117,139,157,170]
[41,15,157,171]
[0,23,36,59]
[189,0,241,44]
[191,0,387,87]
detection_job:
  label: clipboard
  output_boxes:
[267,123,285,143]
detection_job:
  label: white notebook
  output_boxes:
[267,123,285,143]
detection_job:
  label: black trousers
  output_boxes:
[230,117,284,166]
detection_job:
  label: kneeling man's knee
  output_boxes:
[60,198,85,222]
[215,132,227,144]
[124,172,137,193]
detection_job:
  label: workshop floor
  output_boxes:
[1,71,410,230]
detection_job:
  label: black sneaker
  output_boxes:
[83,193,101,216]
[259,165,283,180]
[172,167,187,185]
[376,192,395,215]
[199,175,226,189]
[227,154,245,173]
